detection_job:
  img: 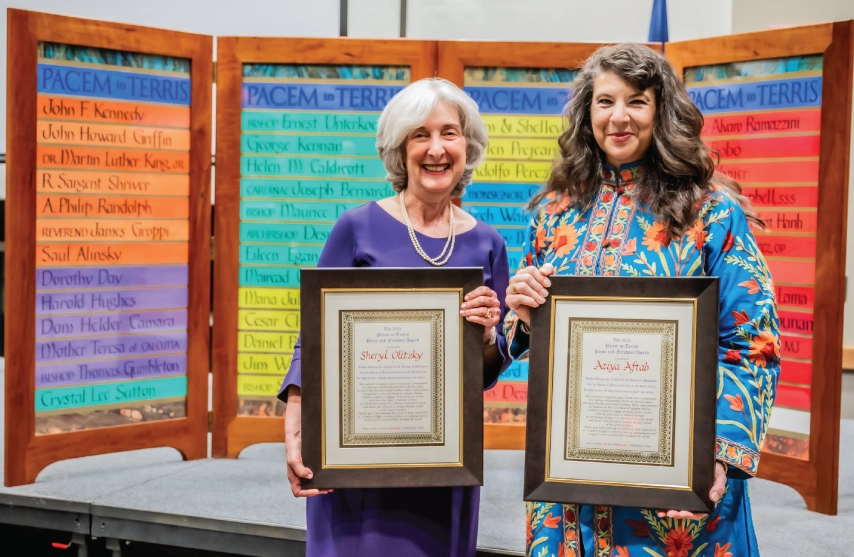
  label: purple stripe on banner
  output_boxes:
[36,331,187,363]
[36,355,187,388]
[37,266,188,290]
[36,310,187,339]
[36,288,188,315]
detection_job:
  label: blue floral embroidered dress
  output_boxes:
[503,162,780,557]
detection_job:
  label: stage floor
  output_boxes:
[1,368,851,555]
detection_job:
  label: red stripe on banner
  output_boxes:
[778,310,814,335]
[780,336,813,360]
[765,259,815,284]
[701,109,822,137]
[775,384,811,410]
[484,381,528,403]
[755,210,817,234]
[743,186,818,208]
[717,160,819,183]
[754,234,816,259]
[780,359,812,385]
[774,285,814,309]
[706,135,820,159]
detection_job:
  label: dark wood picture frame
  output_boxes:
[300,267,484,489]
[666,21,853,515]
[437,40,665,450]
[5,9,212,486]
[212,37,438,458]
[524,276,718,512]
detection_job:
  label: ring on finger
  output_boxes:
[485,309,492,319]
[512,284,517,294]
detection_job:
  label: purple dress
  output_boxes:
[277,201,511,557]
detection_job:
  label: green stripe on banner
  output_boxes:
[241,111,380,133]
[240,179,393,200]
[241,156,387,178]
[241,222,333,243]
[240,244,325,266]
[36,376,187,412]
[241,200,361,222]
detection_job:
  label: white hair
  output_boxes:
[376,78,488,197]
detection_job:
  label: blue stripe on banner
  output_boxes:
[462,183,543,204]
[37,64,191,105]
[465,87,569,115]
[686,76,822,114]
[500,360,528,381]
[242,83,405,111]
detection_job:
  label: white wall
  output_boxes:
[732,0,854,33]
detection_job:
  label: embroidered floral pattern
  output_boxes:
[506,161,780,557]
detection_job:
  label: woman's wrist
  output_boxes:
[519,320,531,334]
[484,326,496,346]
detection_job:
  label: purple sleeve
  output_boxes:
[277,213,358,402]
[484,231,511,389]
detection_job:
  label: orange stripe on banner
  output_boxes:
[780,360,812,385]
[755,210,817,234]
[754,234,816,258]
[36,145,189,173]
[778,309,814,335]
[780,335,813,360]
[774,285,814,309]
[36,219,189,242]
[484,381,528,404]
[775,384,811,410]
[701,109,821,137]
[36,195,189,219]
[37,121,190,150]
[37,95,191,128]
[36,170,190,197]
[36,242,188,266]
[706,135,820,159]
[742,186,818,209]
[716,160,819,183]
[765,259,815,284]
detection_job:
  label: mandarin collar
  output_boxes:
[600,160,646,185]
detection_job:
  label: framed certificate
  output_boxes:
[524,277,719,512]
[300,268,485,489]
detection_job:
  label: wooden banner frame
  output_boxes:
[666,22,854,515]
[212,37,438,458]
[5,9,212,486]
[438,41,664,450]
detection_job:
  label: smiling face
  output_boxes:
[404,102,466,198]
[590,71,656,169]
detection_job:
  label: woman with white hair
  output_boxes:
[277,78,511,557]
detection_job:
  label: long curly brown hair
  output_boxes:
[530,43,763,235]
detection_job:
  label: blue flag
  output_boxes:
[648,0,669,43]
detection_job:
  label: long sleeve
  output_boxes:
[485,237,512,388]
[703,192,780,479]
[276,213,359,402]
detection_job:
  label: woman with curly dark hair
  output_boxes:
[504,44,780,557]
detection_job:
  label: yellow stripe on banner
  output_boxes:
[473,161,552,183]
[485,138,558,161]
[238,309,301,331]
[237,374,284,397]
[237,353,294,375]
[238,331,299,353]
[238,287,300,309]
[480,115,564,138]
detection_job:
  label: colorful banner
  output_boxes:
[236,64,409,416]
[686,55,824,459]
[35,43,192,434]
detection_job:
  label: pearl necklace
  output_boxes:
[399,191,455,266]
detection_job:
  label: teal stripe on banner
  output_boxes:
[241,222,333,243]
[241,111,380,133]
[240,244,325,266]
[241,156,387,178]
[240,179,393,200]
[241,200,361,222]
[241,134,379,156]
[239,266,302,287]
[499,361,529,381]
[36,376,186,412]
